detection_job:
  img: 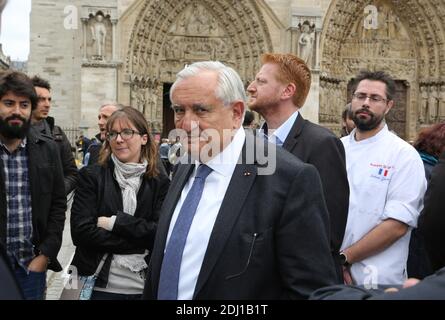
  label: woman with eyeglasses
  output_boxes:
[69,106,170,300]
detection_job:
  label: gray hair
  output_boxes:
[170,61,247,107]
[99,102,124,111]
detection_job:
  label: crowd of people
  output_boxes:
[0,52,445,301]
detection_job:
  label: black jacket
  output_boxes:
[0,130,67,271]
[70,160,170,286]
[85,133,102,166]
[418,151,445,272]
[31,117,78,194]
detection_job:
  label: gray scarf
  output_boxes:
[111,154,148,272]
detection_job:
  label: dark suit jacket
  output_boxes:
[418,151,445,272]
[0,130,67,271]
[310,266,445,300]
[282,115,349,257]
[144,132,337,300]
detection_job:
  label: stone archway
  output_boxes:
[319,0,445,140]
[124,0,273,136]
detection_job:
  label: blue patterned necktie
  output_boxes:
[157,164,213,300]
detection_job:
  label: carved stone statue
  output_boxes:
[428,86,439,123]
[419,86,428,124]
[439,85,445,120]
[298,21,315,66]
[91,12,107,58]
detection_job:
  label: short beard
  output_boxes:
[247,96,280,116]
[0,115,31,139]
[352,108,384,131]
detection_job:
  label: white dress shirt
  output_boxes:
[165,128,245,300]
[260,110,299,146]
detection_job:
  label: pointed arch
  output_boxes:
[319,0,445,139]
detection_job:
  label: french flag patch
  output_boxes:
[378,168,389,177]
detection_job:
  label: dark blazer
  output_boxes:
[418,151,445,272]
[0,130,67,271]
[144,132,337,300]
[282,115,349,258]
[70,160,170,286]
[310,266,445,300]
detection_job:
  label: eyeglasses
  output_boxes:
[106,129,141,141]
[352,93,388,104]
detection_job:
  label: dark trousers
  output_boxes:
[91,290,142,300]
[14,268,46,300]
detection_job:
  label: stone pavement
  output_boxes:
[46,197,76,300]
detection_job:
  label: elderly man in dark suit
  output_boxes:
[247,53,349,281]
[143,61,337,300]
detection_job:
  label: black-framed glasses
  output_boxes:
[352,93,388,104]
[106,129,141,141]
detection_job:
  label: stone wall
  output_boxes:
[28,0,83,129]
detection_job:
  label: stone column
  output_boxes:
[81,18,88,61]
[315,29,321,70]
[111,19,117,61]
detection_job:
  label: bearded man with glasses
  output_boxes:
[339,70,427,288]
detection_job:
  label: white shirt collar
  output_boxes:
[262,110,299,145]
[195,127,245,177]
[350,124,388,145]
[0,137,27,153]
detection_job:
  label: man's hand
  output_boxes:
[28,254,49,272]
[343,266,354,285]
[403,278,420,288]
[384,278,420,293]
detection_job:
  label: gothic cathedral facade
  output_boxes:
[28,0,445,140]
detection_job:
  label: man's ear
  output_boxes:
[282,82,296,100]
[231,101,245,126]
[385,100,394,115]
